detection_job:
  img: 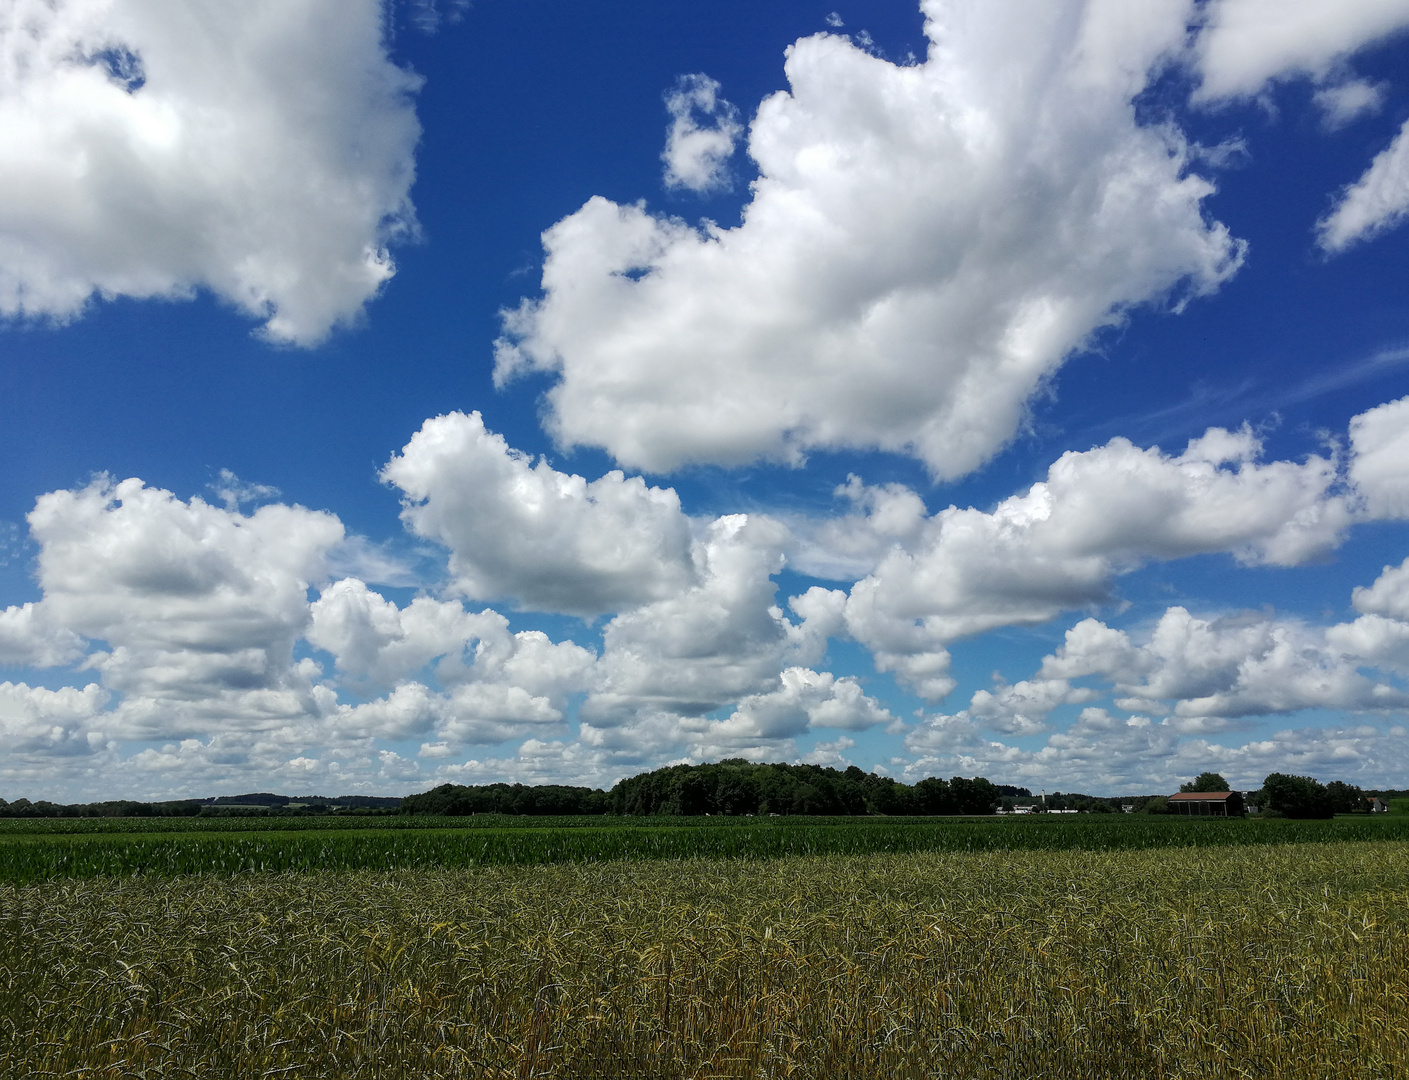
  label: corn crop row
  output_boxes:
[3,815,1408,884]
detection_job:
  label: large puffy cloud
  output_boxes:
[0,680,114,803]
[1041,607,1408,724]
[685,666,893,761]
[5,398,1407,795]
[310,580,601,702]
[1350,557,1409,621]
[581,514,845,759]
[786,476,930,581]
[900,561,1409,790]
[5,460,842,785]
[27,476,344,736]
[0,538,601,793]
[310,578,499,688]
[0,602,84,667]
[1349,396,1409,517]
[309,578,595,746]
[382,412,696,616]
[1325,558,1409,673]
[841,425,1350,697]
[903,706,1187,793]
[0,681,107,753]
[1193,0,1409,101]
[334,681,565,747]
[966,678,1100,736]
[583,514,796,722]
[495,0,1240,477]
[0,0,420,344]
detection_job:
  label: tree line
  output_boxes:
[1256,773,1379,819]
[3,764,1396,819]
[0,798,206,819]
[401,762,1020,818]
[0,793,401,819]
[399,767,1384,820]
[398,783,610,816]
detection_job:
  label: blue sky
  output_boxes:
[4,0,1409,800]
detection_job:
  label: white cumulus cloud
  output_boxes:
[1040,606,1408,723]
[310,577,595,746]
[0,680,107,753]
[662,73,741,193]
[382,412,696,617]
[26,476,344,737]
[1351,556,1409,621]
[967,678,1100,736]
[582,514,841,761]
[0,0,421,344]
[8,393,1409,794]
[0,602,85,667]
[1349,395,1409,516]
[689,666,893,760]
[901,560,1409,791]
[1193,0,1409,100]
[496,0,1241,477]
[310,578,496,688]
[334,680,566,747]
[841,425,1350,698]
[1191,0,1409,255]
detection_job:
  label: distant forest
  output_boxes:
[0,793,402,819]
[401,761,1027,817]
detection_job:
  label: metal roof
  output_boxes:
[1168,791,1237,801]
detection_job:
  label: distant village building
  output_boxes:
[1368,797,1390,814]
[1168,790,1245,817]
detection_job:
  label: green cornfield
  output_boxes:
[3,840,1407,1078]
[3,813,1409,883]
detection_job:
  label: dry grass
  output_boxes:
[3,842,1407,1078]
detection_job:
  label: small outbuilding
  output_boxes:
[1168,790,1244,817]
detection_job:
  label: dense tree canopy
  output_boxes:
[1180,773,1230,793]
[399,783,609,816]
[1259,774,1335,819]
[606,761,1002,817]
[0,798,205,818]
[1324,780,1368,815]
[0,794,400,818]
[396,764,1006,818]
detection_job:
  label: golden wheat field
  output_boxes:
[3,841,1406,1079]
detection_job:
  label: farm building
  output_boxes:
[1168,791,1244,817]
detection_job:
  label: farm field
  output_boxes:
[3,840,1406,1078]
[2,812,1409,883]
